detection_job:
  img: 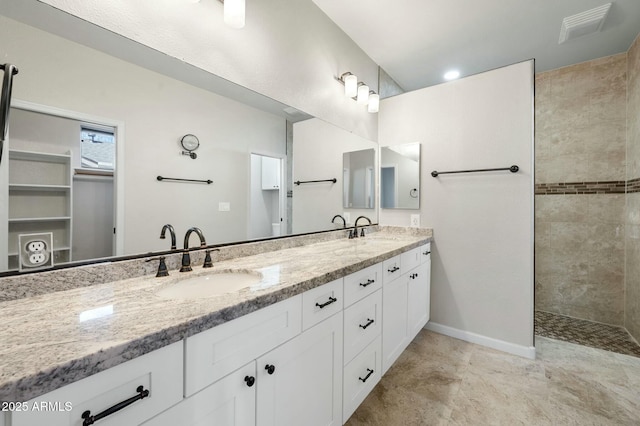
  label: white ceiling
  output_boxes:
[312,0,640,92]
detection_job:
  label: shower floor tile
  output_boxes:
[535,310,640,357]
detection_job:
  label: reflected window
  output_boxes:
[80,126,115,170]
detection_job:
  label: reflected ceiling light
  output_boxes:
[444,70,460,81]
[223,0,245,29]
[367,92,379,113]
[357,83,370,105]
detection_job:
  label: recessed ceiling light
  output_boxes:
[444,70,460,81]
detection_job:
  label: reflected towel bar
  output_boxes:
[157,176,213,184]
[294,178,337,185]
[431,165,519,178]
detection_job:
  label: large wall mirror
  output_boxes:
[380,143,421,210]
[0,7,378,274]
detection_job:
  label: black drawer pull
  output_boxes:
[410,273,419,279]
[359,279,375,287]
[423,251,431,255]
[359,318,374,329]
[81,385,149,426]
[244,376,255,387]
[265,364,275,375]
[316,296,337,309]
[387,266,399,273]
[359,368,374,383]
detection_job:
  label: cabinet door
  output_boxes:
[261,156,280,190]
[142,362,256,426]
[257,312,343,426]
[407,261,431,340]
[382,274,409,374]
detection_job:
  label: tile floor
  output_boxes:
[535,310,640,357]
[346,330,640,425]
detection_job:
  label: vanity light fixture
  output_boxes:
[357,83,370,105]
[337,71,378,113]
[367,91,379,113]
[223,0,245,29]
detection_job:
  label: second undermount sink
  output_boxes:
[156,270,263,300]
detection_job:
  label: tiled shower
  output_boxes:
[534,35,640,356]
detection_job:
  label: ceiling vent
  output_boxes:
[559,3,611,44]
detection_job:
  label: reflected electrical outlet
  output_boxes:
[18,232,54,271]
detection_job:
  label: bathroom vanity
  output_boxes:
[0,227,431,426]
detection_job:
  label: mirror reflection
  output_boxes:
[343,149,375,209]
[380,143,421,210]
[0,14,378,274]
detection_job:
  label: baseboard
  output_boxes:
[425,322,536,359]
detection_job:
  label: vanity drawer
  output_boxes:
[343,263,382,307]
[343,336,382,422]
[401,247,421,273]
[382,255,402,284]
[185,295,302,396]
[12,341,183,426]
[302,278,344,330]
[343,289,382,364]
[420,242,431,264]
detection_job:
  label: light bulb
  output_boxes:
[344,74,358,98]
[367,93,379,113]
[357,84,369,105]
[224,0,245,29]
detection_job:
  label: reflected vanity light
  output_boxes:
[337,72,378,113]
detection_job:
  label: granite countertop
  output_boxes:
[0,228,431,402]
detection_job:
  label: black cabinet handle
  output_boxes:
[410,273,419,279]
[316,296,337,309]
[359,368,374,383]
[244,376,255,387]
[359,278,375,287]
[359,318,374,329]
[81,385,149,426]
[387,266,399,273]
[265,364,275,375]
[423,251,431,255]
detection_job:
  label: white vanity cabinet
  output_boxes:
[11,341,183,426]
[382,243,431,374]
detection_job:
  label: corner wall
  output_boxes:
[626,34,640,341]
[379,61,535,353]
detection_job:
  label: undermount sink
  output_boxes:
[156,270,263,300]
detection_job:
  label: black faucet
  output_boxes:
[180,227,207,272]
[159,224,177,250]
[351,216,372,239]
[331,214,347,228]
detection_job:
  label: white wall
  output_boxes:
[33,0,379,141]
[379,61,534,354]
[0,15,286,255]
[293,118,378,233]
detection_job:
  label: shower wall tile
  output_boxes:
[535,52,629,326]
[627,34,640,342]
[536,53,627,184]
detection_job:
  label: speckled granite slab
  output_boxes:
[0,227,432,402]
